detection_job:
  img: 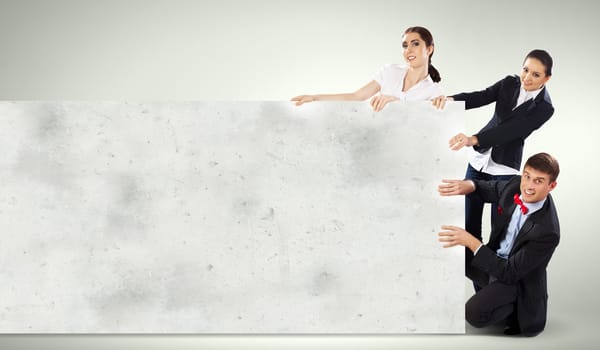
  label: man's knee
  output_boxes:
[465,297,489,328]
[465,287,516,329]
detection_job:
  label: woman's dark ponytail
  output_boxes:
[428,61,441,82]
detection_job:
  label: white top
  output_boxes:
[468,148,520,175]
[372,64,443,101]
[468,86,544,175]
[514,86,543,110]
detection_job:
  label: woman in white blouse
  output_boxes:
[291,26,443,111]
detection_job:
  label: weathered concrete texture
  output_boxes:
[0,101,465,333]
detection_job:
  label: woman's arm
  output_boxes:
[451,76,511,109]
[475,102,554,149]
[291,80,380,105]
[431,95,454,109]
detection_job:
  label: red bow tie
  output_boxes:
[513,194,528,214]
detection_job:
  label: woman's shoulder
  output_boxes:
[374,64,408,82]
[499,74,520,85]
[379,64,408,72]
[422,75,443,90]
[489,74,520,92]
[541,88,553,106]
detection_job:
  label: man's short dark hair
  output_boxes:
[524,152,560,182]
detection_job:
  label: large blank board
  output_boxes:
[0,101,465,333]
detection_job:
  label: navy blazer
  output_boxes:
[467,176,560,336]
[452,75,554,170]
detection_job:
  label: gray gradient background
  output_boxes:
[0,0,598,349]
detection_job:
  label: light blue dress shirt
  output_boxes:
[496,196,546,260]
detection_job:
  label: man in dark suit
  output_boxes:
[437,152,560,336]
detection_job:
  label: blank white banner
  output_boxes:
[0,101,465,333]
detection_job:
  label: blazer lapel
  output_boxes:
[500,86,525,121]
[505,85,548,118]
[510,197,551,253]
[526,86,549,112]
[510,84,520,108]
[489,202,517,248]
[511,219,535,253]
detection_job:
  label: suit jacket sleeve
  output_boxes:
[451,77,505,109]
[472,177,515,203]
[451,75,554,151]
[471,230,559,285]
[474,101,554,150]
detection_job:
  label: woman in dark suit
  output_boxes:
[432,49,554,250]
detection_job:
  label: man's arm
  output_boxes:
[438,177,516,204]
[471,177,519,204]
[438,225,482,252]
[472,231,559,284]
[438,179,476,196]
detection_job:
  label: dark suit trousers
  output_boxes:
[464,164,515,241]
[466,280,518,328]
[465,164,515,292]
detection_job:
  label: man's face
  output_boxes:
[520,166,557,203]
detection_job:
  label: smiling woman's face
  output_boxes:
[521,57,551,91]
[402,32,432,68]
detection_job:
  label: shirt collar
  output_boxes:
[519,195,547,216]
[520,85,544,101]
